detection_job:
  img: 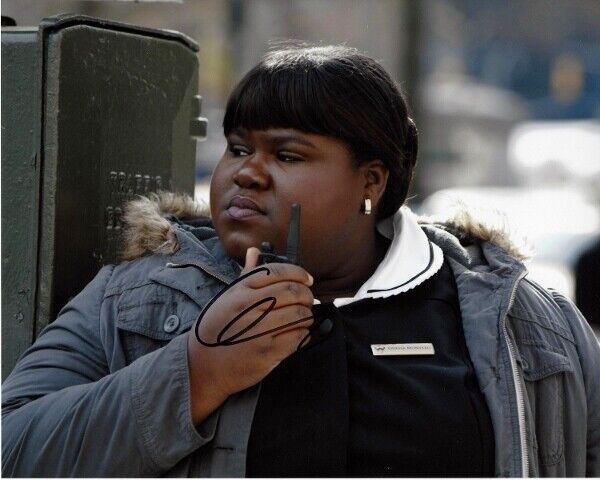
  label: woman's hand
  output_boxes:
[187,247,314,424]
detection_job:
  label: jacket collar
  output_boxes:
[147,227,239,310]
[169,227,240,282]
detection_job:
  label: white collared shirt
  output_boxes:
[325,206,444,308]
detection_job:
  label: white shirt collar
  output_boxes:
[330,206,444,308]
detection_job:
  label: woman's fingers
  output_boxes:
[271,327,312,359]
[244,263,313,289]
[268,304,314,335]
[241,247,261,273]
[222,303,313,343]
[242,260,313,290]
[252,281,314,310]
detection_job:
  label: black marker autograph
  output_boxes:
[194,266,313,348]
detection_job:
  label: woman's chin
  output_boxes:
[221,234,260,266]
[216,214,284,266]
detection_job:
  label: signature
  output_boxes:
[194,267,313,347]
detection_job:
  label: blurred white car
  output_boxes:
[508,120,600,184]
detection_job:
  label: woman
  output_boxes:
[2,45,599,477]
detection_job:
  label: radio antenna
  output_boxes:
[285,203,301,265]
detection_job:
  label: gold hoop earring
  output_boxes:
[363,198,372,215]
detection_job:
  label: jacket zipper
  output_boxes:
[502,270,528,477]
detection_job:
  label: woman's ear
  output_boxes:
[360,159,389,213]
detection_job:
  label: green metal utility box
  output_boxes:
[1,14,206,380]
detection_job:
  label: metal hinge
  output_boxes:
[189,95,208,141]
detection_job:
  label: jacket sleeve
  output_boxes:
[2,265,216,477]
[552,291,600,477]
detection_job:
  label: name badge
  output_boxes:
[371,343,435,356]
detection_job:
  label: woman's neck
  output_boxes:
[313,231,390,303]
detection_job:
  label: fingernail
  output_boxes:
[308,273,314,285]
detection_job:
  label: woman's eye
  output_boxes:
[277,152,304,163]
[228,145,250,157]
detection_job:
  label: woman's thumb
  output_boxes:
[242,247,261,273]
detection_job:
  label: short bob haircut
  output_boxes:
[223,44,418,219]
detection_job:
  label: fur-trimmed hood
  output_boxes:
[121,192,210,261]
[121,192,531,263]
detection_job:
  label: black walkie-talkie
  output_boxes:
[257,203,333,347]
[258,203,301,266]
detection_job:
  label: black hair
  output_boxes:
[223,44,418,219]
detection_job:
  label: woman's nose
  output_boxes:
[232,154,271,190]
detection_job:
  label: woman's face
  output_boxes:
[210,128,372,276]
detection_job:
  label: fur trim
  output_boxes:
[418,202,533,261]
[121,192,209,261]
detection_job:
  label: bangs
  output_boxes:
[223,64,354,141]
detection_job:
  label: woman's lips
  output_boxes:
[226,196,265,219]
[226,205,264,219]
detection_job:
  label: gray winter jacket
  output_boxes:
[2,195,600,477]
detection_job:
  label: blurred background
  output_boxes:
[3,0,599,328]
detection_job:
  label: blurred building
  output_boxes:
[415,0,600,198]
[4,0,599,196]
